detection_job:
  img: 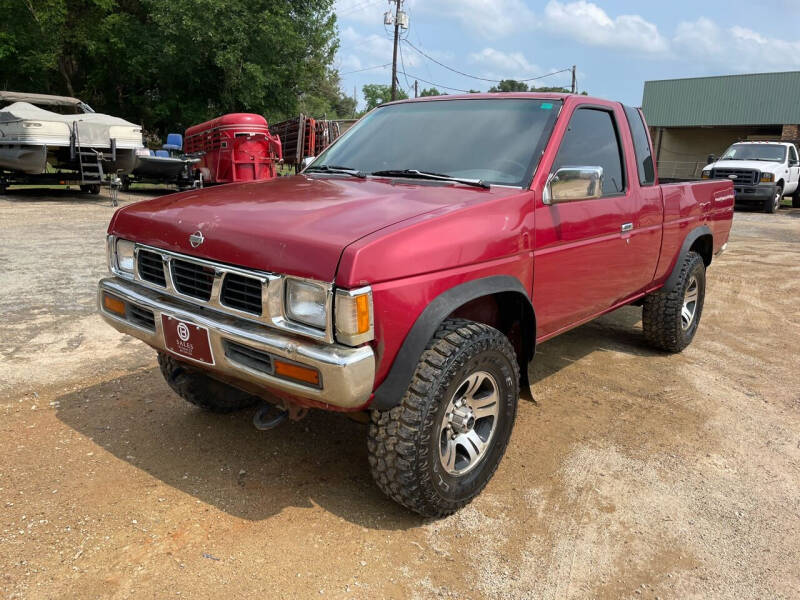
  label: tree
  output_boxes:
[362,83,407,111]
[487,80,589,95]
[298,68,357,119]
[0,0,340,134]
[488,79,529,92]
[419,87,444,97]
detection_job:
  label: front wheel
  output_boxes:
[766,185,782,213]
[157,352,259,413]
[368,319,520,517]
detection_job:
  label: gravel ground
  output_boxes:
[1,189,798,599]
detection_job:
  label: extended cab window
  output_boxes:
[553,108,625,196]
[624,105,655,186]
[790,145,798,164]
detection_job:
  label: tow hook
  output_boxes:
[252,403,289,431]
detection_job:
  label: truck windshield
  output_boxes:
[720,144,786,162]
[311,98,561,187]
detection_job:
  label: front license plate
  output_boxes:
[162,315,214,365]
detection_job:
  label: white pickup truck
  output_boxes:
[702,141,800,212]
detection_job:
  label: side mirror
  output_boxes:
[707,154,717,164]
[301,156,316,170]
[543,166,604,205]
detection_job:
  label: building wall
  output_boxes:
[650,125,782,179]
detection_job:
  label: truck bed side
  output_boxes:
[652,179,734,285]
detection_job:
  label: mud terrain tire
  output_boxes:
[368,319,519,517]
[157,352,259,413]
[643,251,706,353]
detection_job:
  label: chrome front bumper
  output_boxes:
[98,277,375,409]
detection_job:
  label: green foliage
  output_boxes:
[0,0,342,134]
[298,69,357,119]
[487,80,586,94]
[488,79,529,92]
[362,83,407,111]
[419,87,443,97]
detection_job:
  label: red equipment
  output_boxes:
[184,113,282,184]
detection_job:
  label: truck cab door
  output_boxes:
[788,145,800,193]
[533,104,658,337]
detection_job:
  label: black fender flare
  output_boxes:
[371,275,534,411]
[663,224,712,290]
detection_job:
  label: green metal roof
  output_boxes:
[642,71,800,127]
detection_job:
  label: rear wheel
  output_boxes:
[368,319,519,517]
[642,251,706,353]
[792,186,800,208]
[80,184,101,195]
[157,352,259,413]
[766,184,782,213]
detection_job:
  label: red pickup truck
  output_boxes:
[99,93,733,517]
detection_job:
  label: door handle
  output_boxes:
[621,222,633,232]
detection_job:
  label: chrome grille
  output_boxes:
[220,273,263,315]
[112,240,334,343]
[712,168,759,185]
[171,259,214,300]
[137,250,166,287]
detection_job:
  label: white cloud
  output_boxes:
[543,1,668,54]
[469,48,541,80]
[673,18,800,71]
[335,0,388,26]
[336,26,419,74]
[415,0,537,39]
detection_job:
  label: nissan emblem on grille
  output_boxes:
[189,231,205,248]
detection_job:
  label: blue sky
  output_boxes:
[334,0,800,109]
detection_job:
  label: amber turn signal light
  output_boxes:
[103,293,126,316]
[273,359,320,387]
[355,293,370,334]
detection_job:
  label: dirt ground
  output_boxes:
[1,188,799,600]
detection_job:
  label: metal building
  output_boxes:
[642,71,800,179]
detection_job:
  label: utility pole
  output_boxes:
[390,0,402,101]
[571,65,576,94]
[414,80,418,98]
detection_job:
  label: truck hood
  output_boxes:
[109,175,515,281]
[710,160,774,172]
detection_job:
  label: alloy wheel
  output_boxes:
[439,371,500,476]
[681,276,699,331]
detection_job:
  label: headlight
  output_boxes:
[115,238,135,273]
[335,287,374,345]
[760,172,774,183]
[285,279,328,329]
[701,170,711,179]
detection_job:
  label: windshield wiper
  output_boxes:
[305,164,366,178]
[370,169,490,189]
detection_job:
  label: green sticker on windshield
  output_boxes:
[540,103,553,109]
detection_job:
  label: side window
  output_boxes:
[624,105,655,186]
[790,145,798,163]
[553,108,625,196]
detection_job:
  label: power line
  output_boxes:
[398,41,413,94]
[337,0,383,18]
[339,63,392,76]
[402,39,572,84]
[397,70,472,94]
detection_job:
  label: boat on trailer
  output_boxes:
[0,91,144,187]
